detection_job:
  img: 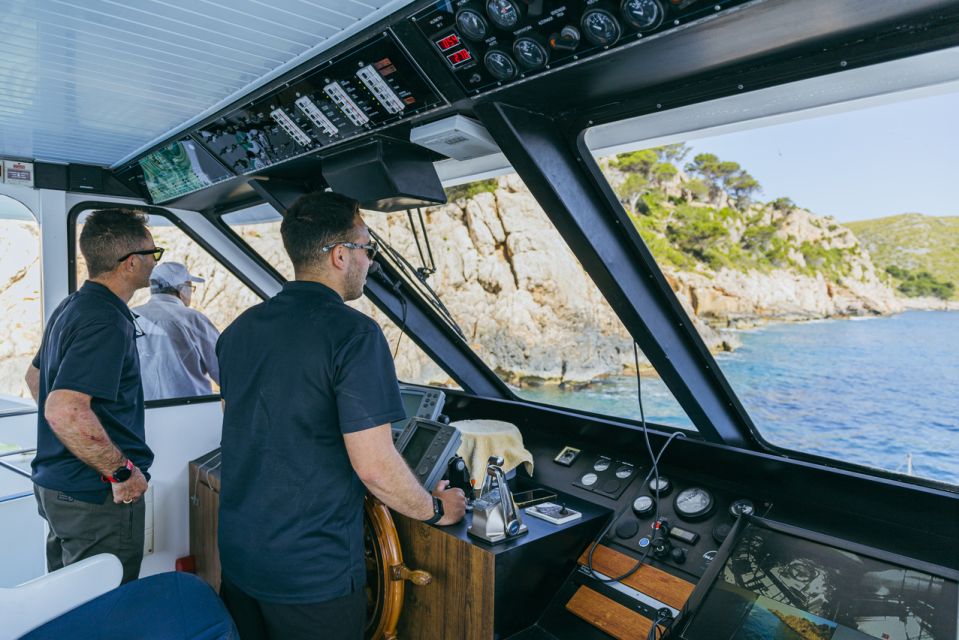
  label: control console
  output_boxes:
[411,0,749,95]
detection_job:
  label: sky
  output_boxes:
[686,91,959,223]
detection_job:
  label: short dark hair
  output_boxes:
[79,208,151,278]
[280,192,360,271]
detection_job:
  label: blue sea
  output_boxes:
[518,311,959,486]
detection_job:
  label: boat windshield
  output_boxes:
[363,175,694,430]
[586,88,959,486]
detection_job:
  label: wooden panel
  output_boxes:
[394,514,495,640]
[577,545,694,609]
[188,462,221,591]
[566,586,659,640]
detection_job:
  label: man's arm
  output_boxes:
[45,389,148,503]
[25,365,40,402]
[344,424,466,526]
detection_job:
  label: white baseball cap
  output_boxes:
[150,262,205,289]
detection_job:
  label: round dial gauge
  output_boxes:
[486,0,522,30]
[581,9,622,47]
[593,457,611,472]
[674,487,715,520]
[615,464,634,479]
[729,498,755,518]
[580,472,598,486]
[512,36,549,70]
[483,50,517,81]
[456,9,489,41]
[620,0,665,32]
[648,476,671,496]
[632,495,655,516]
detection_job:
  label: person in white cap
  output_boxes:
[131,262,220,400]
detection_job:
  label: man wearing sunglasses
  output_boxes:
[216,191,466,640]
[24,208,160,584]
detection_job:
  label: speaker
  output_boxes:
[322,138,446,212]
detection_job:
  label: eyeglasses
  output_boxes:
[117,247,165,263]
[320,240,379,260]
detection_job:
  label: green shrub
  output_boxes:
[445,179,498,201]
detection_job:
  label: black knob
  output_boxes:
[670,547,687,564]
[713,523,732,544]
[651,517,671,557]
[559,503,569,515]
[616,519,640,539]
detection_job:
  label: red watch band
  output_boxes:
[101,459,134,483]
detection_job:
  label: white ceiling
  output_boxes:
[0,0,411,168]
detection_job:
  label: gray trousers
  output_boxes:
[34,484,145,584]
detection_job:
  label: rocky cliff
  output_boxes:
[0,220,42,401]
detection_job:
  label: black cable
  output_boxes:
[370,229,466,341]
[586,341,686,582]
[393,294,407,360]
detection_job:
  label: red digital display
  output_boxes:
[436,33,460,51]
[446,49,472,66]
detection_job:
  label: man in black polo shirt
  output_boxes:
[216,191,466,640]
[25,209,159,584]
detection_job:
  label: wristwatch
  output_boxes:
[423,496,444,525]
[102,459,134,484]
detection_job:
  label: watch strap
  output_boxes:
[423,496,444,525]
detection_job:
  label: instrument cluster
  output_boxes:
[411,0,748,95]
[193,34,443,176]
[554,447,770,580]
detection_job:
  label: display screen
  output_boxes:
[682,522,958,640]
[392,390,427,437]
[435,33,460,51]
[446,49,472,66]
[138,139,232,203]
[401,423,438,469]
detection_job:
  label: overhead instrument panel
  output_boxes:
[411,0,749,95]
[193,33,444,176]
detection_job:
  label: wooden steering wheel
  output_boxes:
[363,495,432,640]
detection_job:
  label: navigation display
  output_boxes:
[139,139,232,203]
[682,521,957,640]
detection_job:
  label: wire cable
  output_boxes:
[585,341,686,583]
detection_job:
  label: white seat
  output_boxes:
[0,553,123,639]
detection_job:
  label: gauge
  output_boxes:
[615,464,634,479]
[593,457,611,471]
[580,472,598,486]
[486,0,522,31]
[632,495,655,516]
[674,487,715,520]
[512,36,549,70]
[581,9,622,47]
[729,498,755,518]
[620,0,665,32]
[648,476,671,496]
[456,8,489,41]
[484,50,518,81]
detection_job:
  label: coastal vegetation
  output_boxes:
[847,213,959,299]
[607,144,864,282]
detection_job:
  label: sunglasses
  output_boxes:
[117,247,165,263]
[320,240,379,260]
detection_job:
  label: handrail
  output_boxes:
[0,448,36,480]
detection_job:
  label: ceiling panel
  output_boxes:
[0,0,411,167]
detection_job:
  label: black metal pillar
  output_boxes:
[475,102,757,447]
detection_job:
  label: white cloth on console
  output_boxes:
[450,419,534,489]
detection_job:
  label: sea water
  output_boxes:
[518,311,959,486]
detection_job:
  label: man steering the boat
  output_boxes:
[25,209,157,584]
[215,191,467,640]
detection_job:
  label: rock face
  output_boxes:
[0,221,42,401]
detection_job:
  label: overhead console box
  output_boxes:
[411,0,750,95]
[118,33,445,204]
[323,138,447,211]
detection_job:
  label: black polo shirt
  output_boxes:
[32,281,153,503]
[216,280,405,604]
